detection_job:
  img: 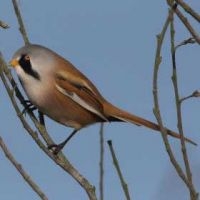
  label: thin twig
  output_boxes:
[12,0,29,44]
[0,136,48,200]
[99,123,104,200]
[167,2,200,44]
[175,37,196,51]
[107,140,131,200]
[0,20,9,29]
[152,9,191,189]
[175,0,200,22]
[180,90,200,103]
[175,8,200,44]
[170,18,198,200]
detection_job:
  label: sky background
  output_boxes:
[0,1,200,200]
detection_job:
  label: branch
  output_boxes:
[152,9,191,189]
[175,8,200,44]
[107,140,131,200]
[167,2,200,44]
[175,0,200,22]
[0,136,48,200]
[175,37,196,51]
[99,123,104,200]
[170,18,198,199]
[180,90,200,103]
[12,0,29,44]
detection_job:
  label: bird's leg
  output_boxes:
[48,129,78,155]
[38,111,45,126]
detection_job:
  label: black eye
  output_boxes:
[24,55,30,61]
[19,54,31,69]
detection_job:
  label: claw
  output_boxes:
[48,129,78,154]
[48,143,64,155]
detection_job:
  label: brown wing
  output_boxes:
[55,71,108,121]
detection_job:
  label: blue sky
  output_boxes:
[0,1,200,199]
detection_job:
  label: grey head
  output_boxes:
[11,44,59,80]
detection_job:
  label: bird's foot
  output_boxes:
[48,130,78,155]
[48,143,64,155]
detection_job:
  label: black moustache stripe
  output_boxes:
[19,55,40,80]
[25,67,40,80]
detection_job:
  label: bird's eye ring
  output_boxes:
[24,55,30,61]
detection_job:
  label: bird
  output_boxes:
[10,44,196,154]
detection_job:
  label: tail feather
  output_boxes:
[104,102,196,146]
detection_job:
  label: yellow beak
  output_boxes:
[10,59,19,67]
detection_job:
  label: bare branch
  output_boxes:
[0,136,48,200]
[12,0,30,44]
[175,37,196,50]
[99,123,104,200]
[167,2,200,44]
[170,18,198,199]
[107,140,131,200]
[180,90,200,103]
[175,8,200,44]
[175,0,200,22]
[152,9,191,189]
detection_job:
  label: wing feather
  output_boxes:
[55,71,108,121]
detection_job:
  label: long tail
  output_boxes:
[104,102,196,146]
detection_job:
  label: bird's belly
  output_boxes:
[24,84,101,129]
